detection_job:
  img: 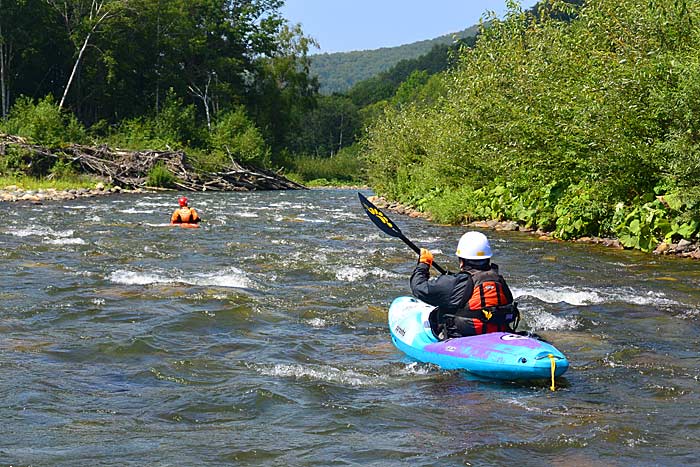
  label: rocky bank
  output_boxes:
[0,183,146,203]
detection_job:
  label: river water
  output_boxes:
[1,188,698,466]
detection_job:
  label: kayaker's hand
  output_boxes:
[419,248,433,267]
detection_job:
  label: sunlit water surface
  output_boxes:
[1,189,699,466]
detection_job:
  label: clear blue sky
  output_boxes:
[280,0,540,54]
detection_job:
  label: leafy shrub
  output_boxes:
[209,107,270,167]
[614,192,700,251]
[1,95,86,146]
[423,185,479,224]
[146,163,177,188]
[49,158,79,179]
[553,183,611,240]
[288,145,365,184]
[0,146,36,176]
[104,89,200,151]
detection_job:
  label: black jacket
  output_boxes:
[410,262,513,316]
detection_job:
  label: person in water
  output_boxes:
[410,231,519,340]
[170,196,201,225]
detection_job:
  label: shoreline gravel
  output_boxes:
[0,183,147,203]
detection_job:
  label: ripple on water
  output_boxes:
[3,190,700,466]
[107,267,254,289]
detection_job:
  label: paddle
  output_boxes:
[358,192,447,275]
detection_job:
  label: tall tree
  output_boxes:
[249,22,319,152]
[0,0,59,117]
[46,0,129,109]
[84,0,288,124]
[0,0,12,117]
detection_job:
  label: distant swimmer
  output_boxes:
[170,196,201,226]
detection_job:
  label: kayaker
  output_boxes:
[410,231,519,340]
[170,196,201,225]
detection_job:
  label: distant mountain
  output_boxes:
[310,26,480,94]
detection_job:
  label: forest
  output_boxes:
[1,0,699,252]
[309,24,480,94]
[0,0,322,174]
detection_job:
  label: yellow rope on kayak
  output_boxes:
[548,354,556,391]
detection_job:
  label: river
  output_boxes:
[1,188,698,466]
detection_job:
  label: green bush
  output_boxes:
[289,145,365,184]
[0,95,86,146]
[103,89,200,151]
[553,183,611,240]
[613,190,700,252]
[146,163,177,188]
[209,107,270,167]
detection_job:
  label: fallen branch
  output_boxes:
[0,134,306,191]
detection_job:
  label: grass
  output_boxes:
[0,174,105,191]
[286,150,366,186]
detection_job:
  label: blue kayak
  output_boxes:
[388,296,569,382]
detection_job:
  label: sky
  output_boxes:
[279,0,540,54]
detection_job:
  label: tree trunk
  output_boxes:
[59,31,92,110]
[189,74,212,130]
[0,0,8,118]
[48,0,117,110]
[0,34,6,118]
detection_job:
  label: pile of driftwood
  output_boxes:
[0,134,306,191]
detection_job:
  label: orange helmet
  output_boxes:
[178,196,188,207]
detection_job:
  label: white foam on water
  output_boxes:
[362,232,391,243]
[8,226,74,238]
[109,270,172,285]
[280,251,329,267]
[504,396,545,413]
[624,290,678,306]
[293,217,328,223]
[334,266,367,282]
[118,208,155,214]
[256,363,379,387]
[233,212,259,218]
[64,205,90,210]
[307,318,328,328]
[44,237,86,245]
[335,266,402,282]
[134,201,170,207]
[513,284,679,307]
[332,212,361,220]
[680,308,700,320]
[268,201,305,210]
[514,286,601,306]
[191,268,252,288]
[416,236,442,244]
[270,238,291,245]
[108,266,252,289]
[526,308,579,331]
[400,362,433,375]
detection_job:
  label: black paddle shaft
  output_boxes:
[358,192,447,274]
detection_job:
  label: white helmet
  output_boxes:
[455,231,492,259]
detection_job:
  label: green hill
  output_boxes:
[310,26,480,94]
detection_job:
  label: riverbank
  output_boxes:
[367,195,700,260]
[0,183,146,203]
